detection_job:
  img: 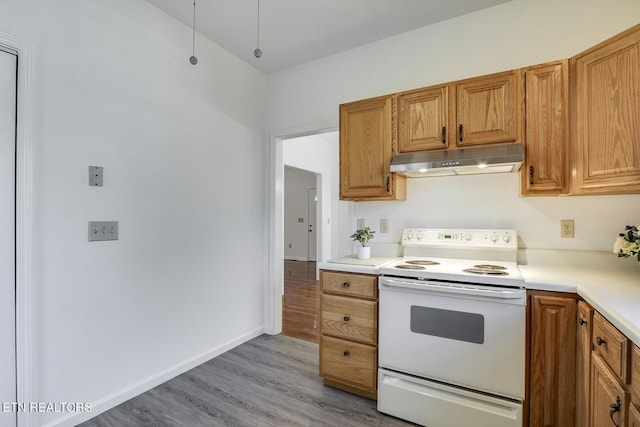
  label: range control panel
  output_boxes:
[401,228,518,250]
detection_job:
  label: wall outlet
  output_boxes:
[88,221,119,241]
[380,219,389,233]
[357,218,365,229]
[560,219,574,238]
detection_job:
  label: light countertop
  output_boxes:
[519,264,640,348]
[318,255,399,275]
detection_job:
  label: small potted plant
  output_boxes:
[350,226,375,259]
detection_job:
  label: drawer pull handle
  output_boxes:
[458,124,464,142]
[609,396,621,427]
[342,282,350,288]
[441,126,446,145]
[343,351,350,357]
[579,318,587,326]
[343,315,350,322]
[596,336,606,346]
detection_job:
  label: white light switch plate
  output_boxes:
[88,221,118,241]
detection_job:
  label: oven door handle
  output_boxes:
[379,277,524,299]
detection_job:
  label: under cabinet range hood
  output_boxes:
[390,143,524,178]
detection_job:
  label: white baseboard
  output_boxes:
[44,327,265,427]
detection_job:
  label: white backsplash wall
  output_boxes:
[353,173,640,253]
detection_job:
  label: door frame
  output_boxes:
[0,31,33,427]
[307,186,317,262]
[266,121,337,335]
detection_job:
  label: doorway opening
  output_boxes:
[267,126,352,337]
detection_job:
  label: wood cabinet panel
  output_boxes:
[339,95,406,201]
[522,61,569,196]
[320,270,377,299]
[398,86,449,152]
[572,24,640,194]
[591,352,627,427]
[592,312,630,384]
[577,300,594,427]
[528,294,577,427]
[630,403,640,427]
[320,294,377,345]
[320,335,377,397]
[632,344,640,407]
[455,70,523,147]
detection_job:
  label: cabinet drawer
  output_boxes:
[321,294,377,344]
[632,345,640,406]
[320,335,377,392]
[321,270,377,299]
[592,312,630,383]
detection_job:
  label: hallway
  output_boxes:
[282,260,320,344]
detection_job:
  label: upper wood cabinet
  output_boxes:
[339,95,406,201]
[397,85,449,152]
[455,70,523,147]
[521,61,569,196]
[572,23,640,195]
[397,70,524,153]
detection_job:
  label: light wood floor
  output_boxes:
[282,260,320,344]
[80,261,416,426]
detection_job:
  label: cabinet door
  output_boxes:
[455,70,523,147]
[630,404,640,427]
[591,352,627,427]
[529,294,577,427]
[398,86,449,152]
[572,24,640,194]
[522,61,569,196]
[577,301,595,427]
[631,345,640,407]
[339,95,406,201]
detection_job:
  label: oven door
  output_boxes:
[378,276,526,400]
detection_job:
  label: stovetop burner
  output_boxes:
[405,260,441,266]
[473,264,507,270]
[395,264,426,270]
[463,267,509,276]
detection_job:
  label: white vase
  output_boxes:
[357,246,371,260]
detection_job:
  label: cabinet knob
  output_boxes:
[342,282,350,288]
[609,396,621,427]
[596,336,606,346]
[343,315,350,322]
[579,318,587,326]
[343,350,350,357]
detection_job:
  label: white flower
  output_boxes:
[613,235,625,254]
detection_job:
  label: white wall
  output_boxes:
[284,167,316,260]
[267,0,640,257]
[0,1,267,426]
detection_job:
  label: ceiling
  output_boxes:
[146,0,513,73]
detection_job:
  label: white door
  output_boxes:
[307,188,316,262]
[0,48,17,427]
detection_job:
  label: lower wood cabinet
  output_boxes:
[576,300,594,427]
[527,291,577,426]
[591,352,628,427]
[319,270,378,399]
[630,404,640,427]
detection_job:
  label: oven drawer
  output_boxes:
[592,311,630,383]
[321,270,377,299]
[320,335,377,392]
[321,294,377,344]
[378,368,523,427]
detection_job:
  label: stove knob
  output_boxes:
[503,233,512,243]
[406,231,414,240]
[490,233,498,243]
[464,233,472,241]
[416,232,424,240]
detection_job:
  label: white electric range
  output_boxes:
[377,228,526,427]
